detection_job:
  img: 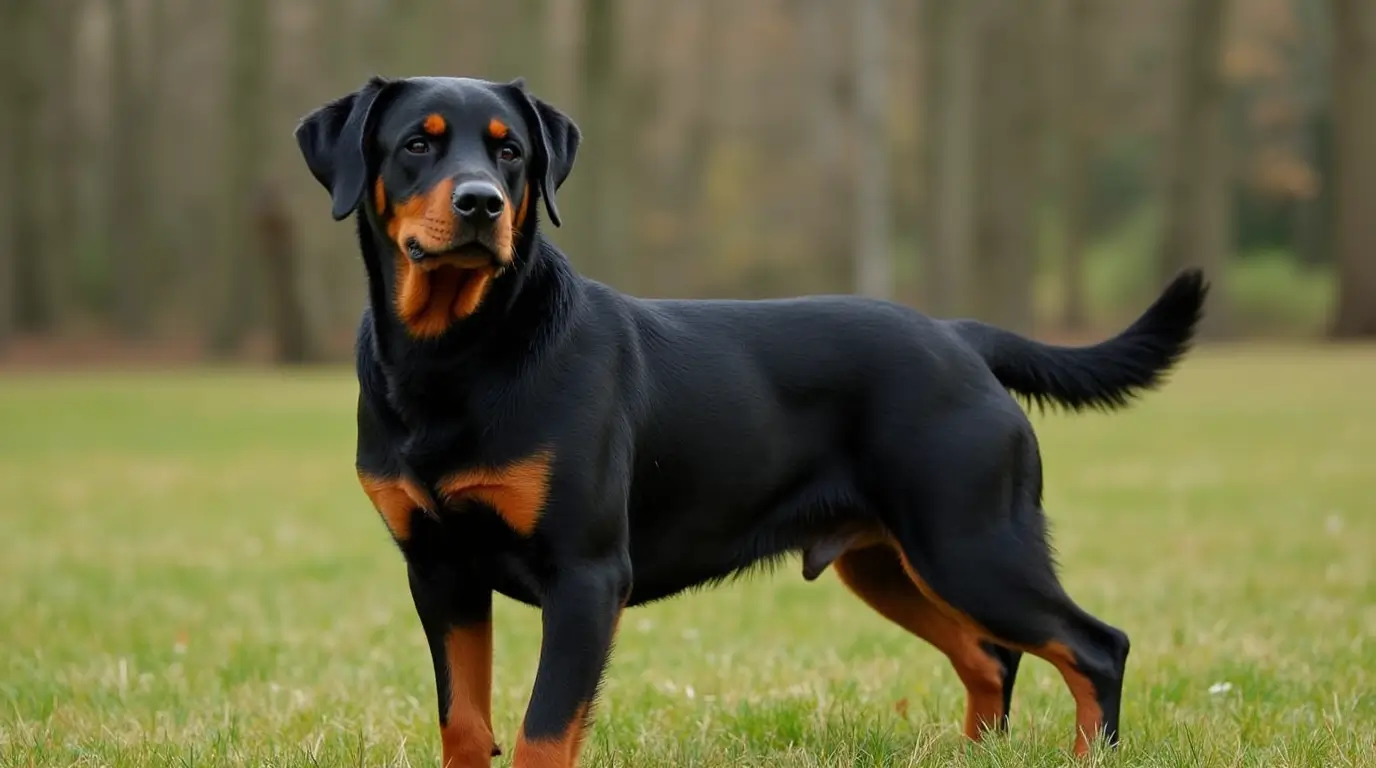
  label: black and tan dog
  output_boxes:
[294,75,1206,767]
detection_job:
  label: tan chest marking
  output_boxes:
[438,451,554,537]
[357,473,429,541]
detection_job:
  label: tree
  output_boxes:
[807,0,853,295]
[0,0,14,351]
[43,0,80,331]
[1329,0,1376,337]
[211,0,270,355]
[1159,0,1230,335]
[108,0,154,337]
[12,1,54,332]
[1053,0,1100,331]
[576,0,632,289]
[921,0,979,318]
[254,186,316,363]
[640,0,718,297]
[972,0,1040,333]
[489,0,549,84]
[853,0,891,299]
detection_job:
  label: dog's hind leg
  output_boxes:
[833,543,1022,739]
[867,406,1129,755]
[886,517,1129,756]
[983,640,1023,730]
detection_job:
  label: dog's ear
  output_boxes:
[295,76,397,221]
[506,78,581,228]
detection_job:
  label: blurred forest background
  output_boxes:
[1,0,1374,367]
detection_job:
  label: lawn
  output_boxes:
[1,345,1373,767]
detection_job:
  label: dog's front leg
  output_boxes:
[407,562,497,768]
[514,558,630,768]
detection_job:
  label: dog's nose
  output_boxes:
[452,181,505,223]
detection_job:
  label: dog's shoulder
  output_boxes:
[352,307,393,410]
[351,308,402,470]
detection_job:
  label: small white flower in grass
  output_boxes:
[1208,681,1233,695]
[1326,514,1344,535]
[685,685,696,700]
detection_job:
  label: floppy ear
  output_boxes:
[294,76,396,221]
[506,78,581,228]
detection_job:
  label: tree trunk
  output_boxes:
[1329,0,1376,337]
[12,0,53,332]
[655,0,727,297]
[42,0,79,331]
[807,0,852,294]
[488,0,548,84]
[0,0,15,349]
[391,0,436,76]
[211,0,270,355]
[518,0,549,88]
[12,0,78,334]
[921,0,979,318]
[578,0,631,289]
[108,0,153,337]
[972,0,1039,333]
[853,0,891,299]
[1159,0,1230,335]
[255,186,315,364]
[1060,0,1098,331]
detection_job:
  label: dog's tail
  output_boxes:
[948,269,1209,413]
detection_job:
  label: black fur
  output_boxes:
[295,75,1208,764]
[295,76,398,221]
[950,270,1208,413]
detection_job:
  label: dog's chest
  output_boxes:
[355,465,550,606]
[358,366,557,589]
[426,450,554,536]
[358,439,555,542]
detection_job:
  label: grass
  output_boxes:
[1,345,1374,766]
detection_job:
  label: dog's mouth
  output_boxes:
[405,238,506,273]
[395,237,505,333]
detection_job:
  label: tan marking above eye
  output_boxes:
[423,113,447,136]
[487,118,509,140]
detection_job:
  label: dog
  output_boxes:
[294,74,1207,767]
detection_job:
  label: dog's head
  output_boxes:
[295,76,580,336]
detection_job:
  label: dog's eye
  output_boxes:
[498,145,521,162]
[404,137,431,155]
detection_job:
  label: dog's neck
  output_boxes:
[353,212,580,412]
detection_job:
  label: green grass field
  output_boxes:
[2,346,1374,767]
